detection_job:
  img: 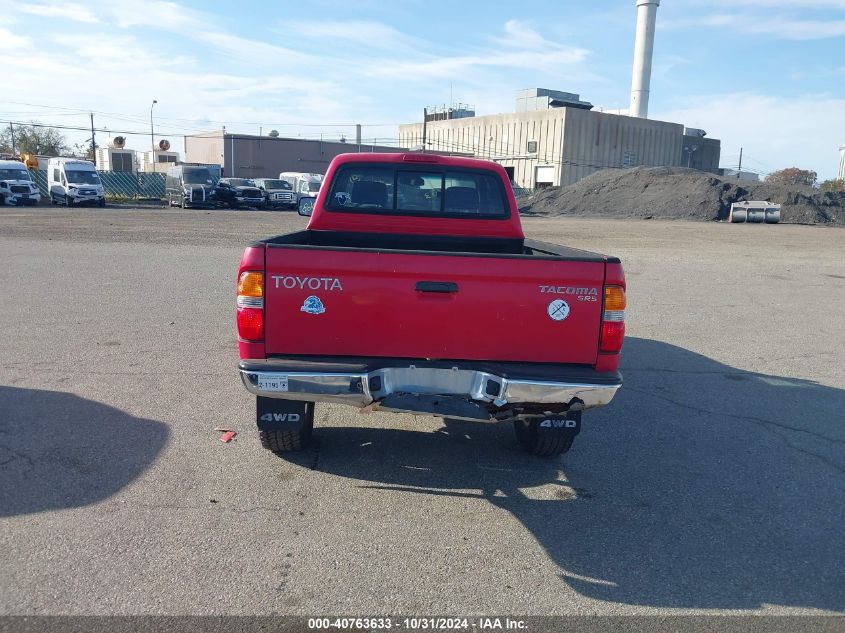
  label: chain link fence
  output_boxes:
[30,171,166,201]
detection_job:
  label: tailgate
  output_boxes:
[264,247,605,364]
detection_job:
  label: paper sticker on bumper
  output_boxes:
[257,375,289,391]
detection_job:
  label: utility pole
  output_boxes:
[8,122,15,155]
[150,99,157,173]
[422,108,427,150]
[737,147,743,177]
[90,113,96,162]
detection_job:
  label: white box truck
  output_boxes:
[278,172,323,205]
[48,158,105,207]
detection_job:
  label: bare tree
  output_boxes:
[765,167,817,187]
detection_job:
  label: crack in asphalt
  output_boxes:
[625,386,845,476]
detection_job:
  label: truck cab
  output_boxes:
[165,164,216,209]
[239,153,626,457]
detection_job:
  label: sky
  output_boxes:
[1,0,844,180]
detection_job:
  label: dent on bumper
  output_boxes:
[239,363,621,413]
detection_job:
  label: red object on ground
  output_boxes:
[219,430,236,443]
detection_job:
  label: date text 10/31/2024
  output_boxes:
[307,617,529,630]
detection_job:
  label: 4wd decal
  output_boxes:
[260,413,301,423]
[272,275,343,291]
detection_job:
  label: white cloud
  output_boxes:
[709,0,845,8]
[654,93,845,179]
[19,2,99,24]
[0,27,31,48]
[284,20,426,53]
[0,11,601,155]
[746,17,845,38]
[103,0,206,30]
[500,20,548,50]
[665,0,845,38]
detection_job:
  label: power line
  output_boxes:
[0,99,404,129]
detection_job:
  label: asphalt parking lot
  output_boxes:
[0,206,843,617]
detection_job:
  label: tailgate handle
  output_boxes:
[415,281,458,293]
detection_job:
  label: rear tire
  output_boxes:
[258,401,315,453]
[259,425,313,452]
[513,420,575,456]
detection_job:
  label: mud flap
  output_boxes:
[536,410,581,440]
[256,397,314,432]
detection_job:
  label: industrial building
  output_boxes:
[399,91,721,188]
[719,168,761,182]
[184,131,403,179]
[400,0,721,189]
[95,138,136,172]
[94,137,181,173]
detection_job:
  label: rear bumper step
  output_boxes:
[239,358,621,419]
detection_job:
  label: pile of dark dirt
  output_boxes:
[518,166,845,226]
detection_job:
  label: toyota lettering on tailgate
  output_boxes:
[272,275,343,291]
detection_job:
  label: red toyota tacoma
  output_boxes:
[237,153,625,456]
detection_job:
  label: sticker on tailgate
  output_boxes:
[547,300,570,322]
[300,295,326,315]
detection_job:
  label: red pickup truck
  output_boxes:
[237,153,625,457]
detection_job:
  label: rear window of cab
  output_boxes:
[325,164,509,219]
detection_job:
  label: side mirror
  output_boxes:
[298,197,317,217]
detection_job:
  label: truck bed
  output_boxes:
[260,230,619,262]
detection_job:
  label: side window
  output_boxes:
[53,168,60,181]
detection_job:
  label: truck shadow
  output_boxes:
[0,386,169,517]
[278,337,844,611]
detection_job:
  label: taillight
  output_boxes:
[237,271,263,341]
[600,285,626,353]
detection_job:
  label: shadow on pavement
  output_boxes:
[0,386,169,517]
[277,337,845,611]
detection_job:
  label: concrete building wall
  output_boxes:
[400,109,568,189]
[560,108,683,186]
[680,135,720,173]
[184,133,224,169]
[185,131,404,178]
[399,107,706,189]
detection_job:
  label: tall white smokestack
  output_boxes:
[629,0,660,118]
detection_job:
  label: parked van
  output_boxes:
[0,159,40,206]
[165,164,217,208]
[278,172,323,204]
[48,158,105,207]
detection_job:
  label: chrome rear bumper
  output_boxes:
[239,360,621,418]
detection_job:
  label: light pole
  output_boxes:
[684,144,698,169]
[150,99,157,173]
